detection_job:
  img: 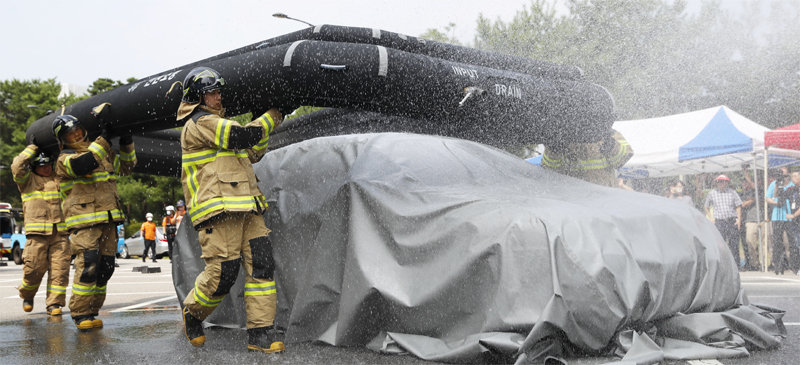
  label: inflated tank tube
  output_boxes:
[27,39,613,155]
[198,24,584,81]
[130,130,181,176]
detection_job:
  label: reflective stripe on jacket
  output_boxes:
[56,137,136,230]
[11,144,66,235]
[542,131,633,187]
[180,106,274,228]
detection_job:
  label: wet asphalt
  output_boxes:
[0,259,797,364]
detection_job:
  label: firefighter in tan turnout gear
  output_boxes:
[541,131,633,187]
[177,67,285,353]
[11,146,70,316]
[53,114,136,331]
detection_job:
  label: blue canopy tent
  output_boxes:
[678,107,758,162]
[612,106,772,178]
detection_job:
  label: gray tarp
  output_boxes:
[172,133,785,363]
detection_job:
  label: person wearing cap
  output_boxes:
[141,213,157,263]
[174,200,186,229]
[774,168,800,275]
[11,144,70,317]
[704,174,743,267]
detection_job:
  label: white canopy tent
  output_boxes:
[612,106,776,178]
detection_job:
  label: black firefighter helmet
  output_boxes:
[182,67,225,104]
[31,152,53,168]
[52,114,84,145]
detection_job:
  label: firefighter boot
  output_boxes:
[91,313,103,328]
[22,299,33,312]
[182,307,205,347]
[247,326,285,353]
[73,315,94,332]
[47,305,63,316]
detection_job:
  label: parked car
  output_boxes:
[120,227,168,259]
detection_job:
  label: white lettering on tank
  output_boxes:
[494,83,523,99]
[451,65,478,79]
[136,70,183,90]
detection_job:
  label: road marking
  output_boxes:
[1,279,174,288]
[111,295,177,312]
[115,307,178,312]
[741,282,800,286]
[786,322,799,326]
[687,360,724,365]
[5,291,175,299]
[748,295,800,298]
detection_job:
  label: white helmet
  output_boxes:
[165,205,175,213]
[145,212,153,219]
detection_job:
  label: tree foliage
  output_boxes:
[0,79,83,205]
[470,0,800,128]
[117,173,183,237]
[420,23,463,45]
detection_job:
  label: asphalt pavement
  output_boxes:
[0,258,797,364]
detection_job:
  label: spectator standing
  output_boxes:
[766,167,793,275]
[140,213,157,263]
[704,175,743,267]
[780,171,800,275]
[668,180,694,206]
[740,169,764,271]
[162,206,177,262]
[175,200,186,229]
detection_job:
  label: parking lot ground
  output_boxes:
[0,260,797,364]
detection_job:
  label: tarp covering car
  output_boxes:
[172,133,785,364]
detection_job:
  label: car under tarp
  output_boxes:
[172,133,785,364]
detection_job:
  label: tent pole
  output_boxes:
[763,149,769,272]
[752,153,763,273]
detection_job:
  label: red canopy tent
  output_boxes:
[765,123,800,149]
[760,123,800,272]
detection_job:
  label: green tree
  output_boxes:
[420,23,463,45]
[0,78,82,205]
[472,0,800,130]
[87,78,123,96]
[117,173,182,237]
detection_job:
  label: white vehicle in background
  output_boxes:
[120,227,168,259]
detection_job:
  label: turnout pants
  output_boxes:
[68,222,118,317]
[18,231,70,308]
[183,212,276,329]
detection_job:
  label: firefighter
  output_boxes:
[11,146,70,317]
[162,205,177,261]
[176,66,286,353]
[541,130,633,187]
[53,114,136,331]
